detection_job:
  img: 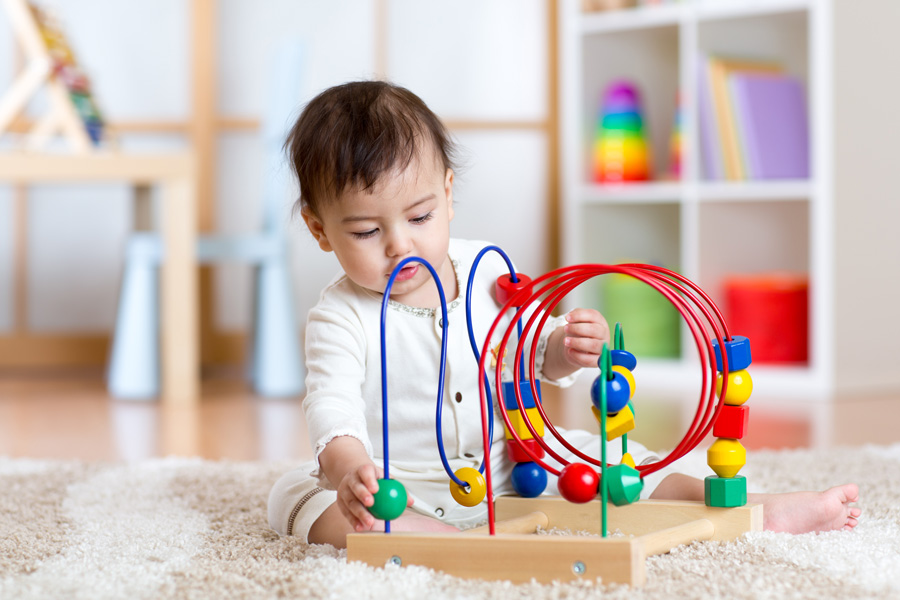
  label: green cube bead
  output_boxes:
[704,475,747,508]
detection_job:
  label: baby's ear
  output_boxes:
[301,208,333,252]
[445,168,455,221]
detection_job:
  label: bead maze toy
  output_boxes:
[347,247,761,586]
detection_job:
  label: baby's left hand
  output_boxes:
[562,308,610,369]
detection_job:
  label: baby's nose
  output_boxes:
[386,230,413,257]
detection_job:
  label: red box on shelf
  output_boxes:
[724,274,809,364]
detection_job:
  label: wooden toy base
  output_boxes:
[347,497,762,586]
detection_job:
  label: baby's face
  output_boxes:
[303,146,455,308]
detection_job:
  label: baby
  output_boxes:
[268,80,860,548]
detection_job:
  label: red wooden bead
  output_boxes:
[506,438,546,463]
[713,404,750,439]
[558,462,599,504]
[495,273,533,307]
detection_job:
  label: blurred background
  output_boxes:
[0,0,898,462]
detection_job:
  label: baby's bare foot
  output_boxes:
[751,483,861,534]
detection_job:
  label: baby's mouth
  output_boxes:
[391,263,419,282]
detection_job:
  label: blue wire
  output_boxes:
[464,245,526,475]
[380,247,532,500]
[380,256,459,498]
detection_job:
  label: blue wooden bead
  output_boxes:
[610,349,637,371]
[510,461,548,498]
[712,335,752,372]
[502,379,542,410]
[591,372,630,414]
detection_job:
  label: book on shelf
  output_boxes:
[730,73,809,180]
[698,55,809,181]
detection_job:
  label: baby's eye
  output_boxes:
[351,229,378,240]
[411,212,434,225]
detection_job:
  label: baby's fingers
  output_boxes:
[563,309,609,369]
[564,321,609,344]
[565,308,609,329]
[338,487,376,531]
[564,339,604,368]
[357,463,382,496]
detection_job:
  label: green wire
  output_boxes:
[599,344,610,538]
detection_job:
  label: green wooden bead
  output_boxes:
[369,478,407,521]
[704,475,747,508]
[605,464,644,506]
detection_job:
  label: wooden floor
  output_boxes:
[1,369,898,461]
[0,369,313,462]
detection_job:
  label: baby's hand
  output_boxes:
[562,308,610,369]
[337,463,383,532]
[336,464,413,531]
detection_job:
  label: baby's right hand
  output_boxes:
[336,463,383,532]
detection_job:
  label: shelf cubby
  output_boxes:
[560,0,833,401]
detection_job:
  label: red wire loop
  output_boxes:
[476,263,734,535]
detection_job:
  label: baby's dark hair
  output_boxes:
[285,80,458,217]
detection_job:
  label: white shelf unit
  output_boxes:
[558,0,832,404]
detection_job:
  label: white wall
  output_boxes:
[0,0,551,348]
[833,0,900,394]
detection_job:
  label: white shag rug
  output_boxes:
[1,445,897,599]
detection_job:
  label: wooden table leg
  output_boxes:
[160,175,199,405]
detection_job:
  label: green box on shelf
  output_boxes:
[602,272,680,358]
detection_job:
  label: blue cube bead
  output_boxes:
[712,335,752,372]
[502,379,542,410]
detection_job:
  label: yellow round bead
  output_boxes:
[449,467,487,507]
[716,369,753,406]
[707,438,747,478]
[612,365,636,399]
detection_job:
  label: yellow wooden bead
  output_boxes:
[504,407,545,440]
[612,365,636,399]
[449,467,487,507]
[591,404,635,440]
[621,452,636,468]
[707,438,746,478]
[716,369,753,406]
